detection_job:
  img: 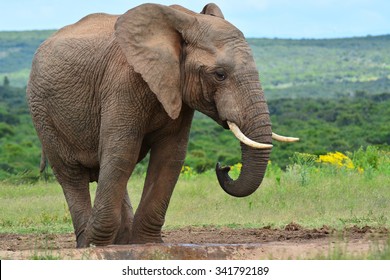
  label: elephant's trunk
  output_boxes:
[216,115,272,198]
[216,145,271,197]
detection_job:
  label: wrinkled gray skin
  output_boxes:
[27,3,272,247]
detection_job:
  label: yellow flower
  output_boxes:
[231,163,242,172]
[181,165,192,174]
[317,151,355,169]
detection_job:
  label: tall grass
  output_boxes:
[0,146,389,234]
[166,152,389,229]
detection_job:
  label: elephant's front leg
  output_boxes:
[131,133,190,244]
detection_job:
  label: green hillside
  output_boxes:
[248,35,390,98]
[0,30,55,87]
[1,31,390,96]
[0,31,389,181]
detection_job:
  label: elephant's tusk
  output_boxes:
[272,132,300,142]
[227,121,273,149]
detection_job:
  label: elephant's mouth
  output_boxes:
[221,120,229,130]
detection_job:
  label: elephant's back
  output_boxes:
[53,13,119,39]
[34,13,119,61]
[29,13,120,93]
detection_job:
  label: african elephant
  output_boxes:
[27,3,297,247]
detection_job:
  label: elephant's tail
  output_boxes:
[40,149,47,173]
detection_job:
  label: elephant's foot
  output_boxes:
[114,225,133,244]
[75,229,89,248]
[75,220,132,247]
[80,215,121,247]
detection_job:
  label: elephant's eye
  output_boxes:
[214,69,227,81]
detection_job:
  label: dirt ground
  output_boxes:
[1,223,388,259]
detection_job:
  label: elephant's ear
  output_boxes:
[201,3,224,19]
[115,4,195,119]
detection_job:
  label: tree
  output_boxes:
[3,76,10,87]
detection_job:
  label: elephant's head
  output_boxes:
[115,3,298,197]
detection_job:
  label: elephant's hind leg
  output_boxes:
[53,165,92,248]
[114,188,134,244]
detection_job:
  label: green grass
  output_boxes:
[1,149,389,234]
[0,182,74,233]
[165,166,389,230]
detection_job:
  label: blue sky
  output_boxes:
[2,0,389,38]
